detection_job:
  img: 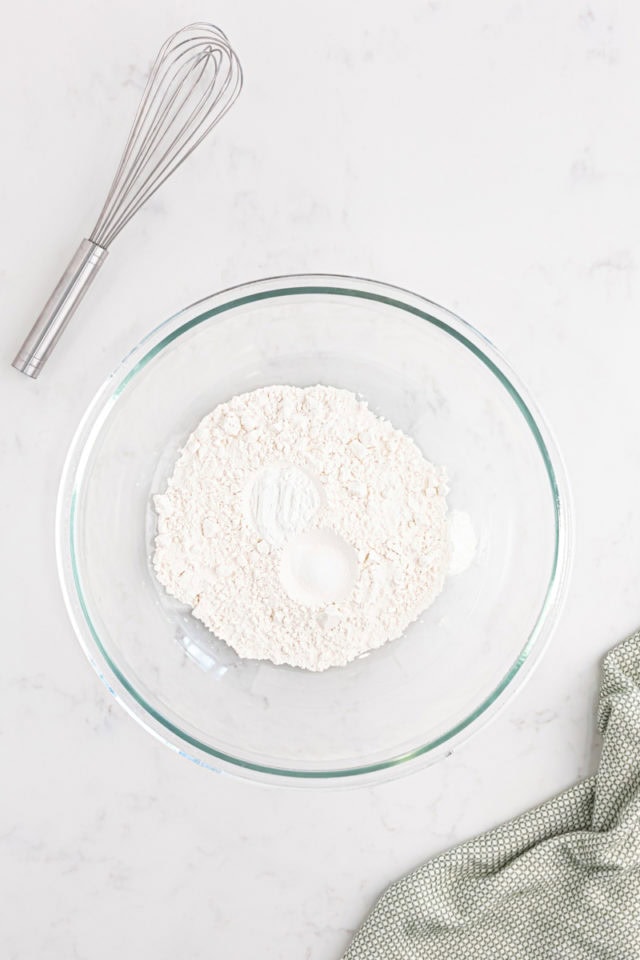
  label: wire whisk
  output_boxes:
[13,23,242,378]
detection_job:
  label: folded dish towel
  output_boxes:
[344,630,640,959]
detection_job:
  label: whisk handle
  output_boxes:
[12,239,108,379]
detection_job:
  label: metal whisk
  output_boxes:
[13,23,242,378]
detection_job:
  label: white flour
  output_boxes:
[153,385,454,671]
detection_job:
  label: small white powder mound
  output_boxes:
[447,510,477,576]
[153,385,451,671]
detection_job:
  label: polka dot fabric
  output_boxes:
[344,631,640,959]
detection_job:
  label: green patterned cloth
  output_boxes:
[344,630,640,959]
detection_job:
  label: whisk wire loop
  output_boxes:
[91,23,242,248]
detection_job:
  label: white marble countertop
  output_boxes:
[3,1,640,957]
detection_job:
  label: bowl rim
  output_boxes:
[56,273,573,784]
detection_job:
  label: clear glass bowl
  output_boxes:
[57,275,572,784]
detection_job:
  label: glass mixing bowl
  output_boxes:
[57,275,572,784]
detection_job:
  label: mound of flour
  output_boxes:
[153,385,451,671]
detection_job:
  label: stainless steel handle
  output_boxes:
[12,239,108,379]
